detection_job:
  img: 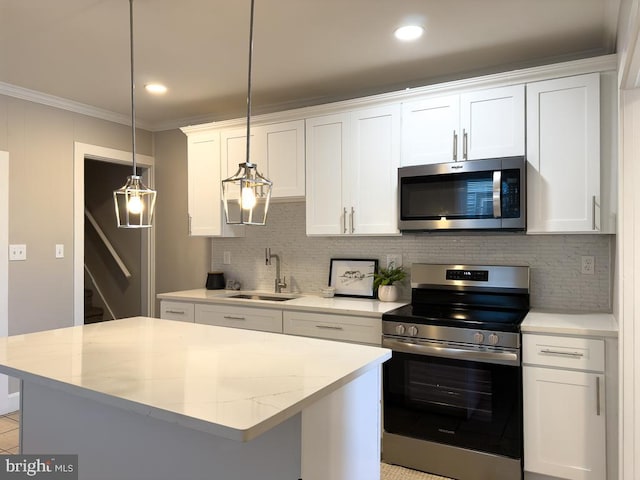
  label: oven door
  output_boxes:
[382,336,522,459]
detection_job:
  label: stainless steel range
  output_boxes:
[381,264,530,480]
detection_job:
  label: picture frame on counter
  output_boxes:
[329,258,378,298]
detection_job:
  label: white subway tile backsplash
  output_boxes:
[211,202,612,312]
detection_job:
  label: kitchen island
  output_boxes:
[0,317,391,480]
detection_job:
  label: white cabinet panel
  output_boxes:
[526,73,601,233]
[160,301,195,323]
[283,311,381,346]
[460,86,525,160]
[401,85,524,167]
[186,132,222,236]
[524,367,605,480]
[523,332,607,480]
[305,105,400,236]
[195,303,283,333]
[401,95,459,166]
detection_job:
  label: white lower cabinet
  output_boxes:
[194,303,283,333]
[160,301,195,323]
[523,334,606,480]
[283,311,381,346]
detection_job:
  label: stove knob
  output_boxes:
[408,326,419,337]
[488,333,499,346]
[473,332,485,344]
[395,324,406,335]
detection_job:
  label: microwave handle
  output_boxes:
[492,171,502,218]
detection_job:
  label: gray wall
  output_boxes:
[153,129,209,313]
[0,94,152,336]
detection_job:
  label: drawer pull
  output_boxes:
[166,310,185,315]
[539,348,584,358]
[224,315,246,321]
[316,325,344,331]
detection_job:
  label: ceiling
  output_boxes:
[0,0,620,131]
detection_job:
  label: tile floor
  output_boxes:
[0,411,19,454]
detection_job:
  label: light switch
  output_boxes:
[55,244,64,259]
[9,244,26,261]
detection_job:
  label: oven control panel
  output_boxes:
[383,321,520,350]
[446,269,489,282]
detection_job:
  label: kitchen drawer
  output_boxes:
[283,311,381,346]
[195,304,283,333]
[523,334,604,372]
[160,301,195,322]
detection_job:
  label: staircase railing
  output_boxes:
[85,207,132,279]
[84,265,117,321]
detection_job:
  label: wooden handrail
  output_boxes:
[85,208,132,279]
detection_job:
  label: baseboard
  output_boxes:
[0,392,20,415]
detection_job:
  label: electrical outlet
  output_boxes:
[223,251,231,265]
[9,244,26,261]
[386,254,402,269]
[581,255,595,275]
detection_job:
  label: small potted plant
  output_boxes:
[373,264,406,302]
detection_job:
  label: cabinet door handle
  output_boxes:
[452,130,458,161]
[592,196,600,231]
[350,207,355,234]
[539,348,584,358]
[596,376,601,416]
[166,310,185,315]
[343,207,348,234]
[316,325,344,331]
[223,315,246,321]
[463,129,468,160]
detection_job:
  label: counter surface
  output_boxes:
[0,317,390,441]
[157,288,407,317]
[521,310,618,337]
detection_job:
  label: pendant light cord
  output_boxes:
[129,0,137,176]
[245,0,255,167]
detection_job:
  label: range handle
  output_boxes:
[382,336,520,366]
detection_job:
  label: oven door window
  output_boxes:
[383,351,522,459]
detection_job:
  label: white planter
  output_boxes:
[378,285,399,302]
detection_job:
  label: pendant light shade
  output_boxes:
[222,161,272,225]
[221,0,272,226]
[114,174,157,228]
[113,0,157,228]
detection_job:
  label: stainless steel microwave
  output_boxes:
[398,156,526,232]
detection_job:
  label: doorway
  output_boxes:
[73,143,155,326]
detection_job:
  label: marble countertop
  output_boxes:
[0,317,390,442]
[521,310,618,337]
[157,288,407,317]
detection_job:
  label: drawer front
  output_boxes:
[523,334,605,372]
[283,311,381,346]
[160,301,195,322]
[195,304,283,333]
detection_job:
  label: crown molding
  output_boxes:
[0,82,152,131]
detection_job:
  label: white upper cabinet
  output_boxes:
[306,104,401,236]
[401,84,524,166]
[183,128,244,237]
[526,73,601,233]
[220,121,305,200]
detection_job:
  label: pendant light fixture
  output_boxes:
[113,0,157,229]
[221,0,273,225]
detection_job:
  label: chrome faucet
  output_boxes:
[265,248,287,293]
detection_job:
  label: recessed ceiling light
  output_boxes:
[394,25,424,42]
[145,83,167,95]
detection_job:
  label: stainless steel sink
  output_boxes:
[227,294,295,302]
